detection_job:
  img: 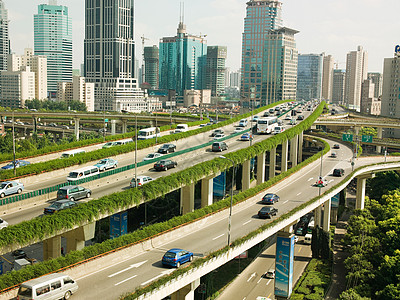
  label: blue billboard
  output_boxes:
[275,235,295,298]
[331,193,340,208]
[213,172,226,198]
[110,211,128,239]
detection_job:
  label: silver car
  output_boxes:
[0,181,24,198]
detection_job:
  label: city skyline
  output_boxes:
[5,0,400,73]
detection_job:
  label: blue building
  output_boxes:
[297,54,323,101]
[34,0,72,96]
[159,21,207,97]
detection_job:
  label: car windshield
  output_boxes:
[61,154,70,158]
[264,194,274,198]
[157,160,167,164]
[50,202,64,209]
[57,189,67,195]
[68,172,79,178]
[98,159,108,164]
[104,142,113,146]
[0,183,7,189]
[18,286,32,297]
[164,252,176,258]
[147,154,155,158]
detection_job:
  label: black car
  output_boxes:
[212,141,228,152]
[333,144,340,149]
[258,206,278,219]
[261,193,280,204]
[154,159,177,171]
[44,199,78,215]
[333,168,345,177]
[12,249,27,259]
[297,115,304,120]
[158,144,176,154]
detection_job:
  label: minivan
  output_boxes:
[17,273,78,300]
[174,124,189,133]
[238,119,248,127]
[57,185,91,201]
[60,149,86,159]
[212,141,228,152]
[274,126,285,134]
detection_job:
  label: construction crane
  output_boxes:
[334,61,345,70]
[141,34,150,85]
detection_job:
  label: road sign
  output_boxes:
[104,119,109,123]
[342,134,353,142]
[362,135,373,143]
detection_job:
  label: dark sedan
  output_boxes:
[158,144,176,154]
[154,159,177,171]
[44,199,78,215]
[258,206,278,219]
[261,193,280,204]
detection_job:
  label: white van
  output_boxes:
[113,138,133,146]
[274,126,285,134]
[304,233,312,245]
[17,273,78,300]
[67,166,100,182]
[60,149,86,159]
[174,124,189,133]
[239,119,248,127]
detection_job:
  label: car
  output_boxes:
[102,141,117,149]
[264,269,275,279]
[210,129,224,137]
[0,217,8,230]
[57,185,91,201]
[333,168,345,177]
[240,132,253,141]
[296,115,304,120]
[330,152,337,158]
[44,199,78,215]
[212,141,228,152]
[252,115,260,122]
[162,248,194,268]
[262,112,270,117]
[61,125,69,129]
[130,176,154,188]
[143,153,164,161]
[285,114,292,120]
[1,160,31,170]
[12,249,27,259]
[158,144,176,154]
[289,118,297,125]
[261,193,280,204]
[94,158,118,171]
[48,123,57,127]
[234,127,244,133]
[154,159,177,171]
[315,176,328,187]
[213,133,225,140]
[294,235,299,243]
[333,144,340,149]
[0,181,24,198]
[269,108,275,113]
[258,206,278,218]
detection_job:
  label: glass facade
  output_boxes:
[206,46,227,96]
[159,22,207,97]
[297,54,323,101]
[0,0,9,72]
[144,46,159,89]
[34,2,72,94]
[241,0,283,101]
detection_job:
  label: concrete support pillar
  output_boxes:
[356,177,367,210]
[323,198,331,232]
[64,223,95,254]
[257,152,266,185]
[170,278,200,300]
[355,126,360,136]
[377,127,383,153]
[111,119,117,135]
[314,206,322,228]
[242,159,251,191]
[32,117,37,133]
[281,139,289,173]
[122,120,128,134]
[181,183,195,215]
[269,147,276,179]
[201,176,214,208]
[290,135,298,168]
[298,131,304,163]
[74,118,80,141]
[43,235,62,260]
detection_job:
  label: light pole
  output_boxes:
[220,155,235,247]
[12,111,16,176]
[134,115,138,186]
[250,86,255,147]
[155,111,158,144]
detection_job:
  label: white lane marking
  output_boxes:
[282,200,289,204]
[213,234,224,241]
[141,270,174,286]
[115,274,137,286]
[108,260,148,278]
[308,177,313,181]
[243,220,252,226]
[266,279,272,286]
[257,278,263,284]
[247,272,257,282]
[297,192,302,196]
[328,179,334,183]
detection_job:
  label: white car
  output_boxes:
[285,114,292,120]
[234,127,243,133]
[264,269,275,279]
[142,153,164,161]
[213,133,225,140]
[0,218,8,229]
[130,176,154,188]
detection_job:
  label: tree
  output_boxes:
[367,171,400,202]
[339,288,370,300]
[359,127,377,137]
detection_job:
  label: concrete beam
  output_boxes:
[269,147,276,179]
[201,176,214,208]
[43,235,62,260]
[181,183,195,215]
[242,160,251,191]
[281,139,289,173]
[64,223,95,254]
[171,278,200,300]
[290,135,298,168]
[257,152,266,185]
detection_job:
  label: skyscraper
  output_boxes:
[159,20,207,97]
[367,72,383,99]
[206,46,227,97]
[332,69,346,105]
[322,54,334,101]
[34,0,72,96]
[0,0,10,72]
[241,0,283,102]
[144,46,159,89]
[344,45,368,111]
[297,54,323,101]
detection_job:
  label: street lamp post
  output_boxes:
[134,115,138,187]
[12,111,16,176]
[220,155,235,247]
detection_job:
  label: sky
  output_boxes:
[5,0,400,73]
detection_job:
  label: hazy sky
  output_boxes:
[6,0,399,73]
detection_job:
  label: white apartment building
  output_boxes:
[0,66,35,108]
[57,76,95,112]
[322,54,334,101]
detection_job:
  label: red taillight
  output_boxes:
[66,195,68,199]
[138,183,142,186]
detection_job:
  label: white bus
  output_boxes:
[137,127,160,140]
[257,117,278,134]
[60,149,86,159]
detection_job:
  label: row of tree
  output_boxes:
[340,171,400,299]
[24,99,87,112]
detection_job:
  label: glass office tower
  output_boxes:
[297,54,323,101]
[34,0,72,96]
[0,0,9,72]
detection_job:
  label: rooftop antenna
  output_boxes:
[179,2,185,24]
